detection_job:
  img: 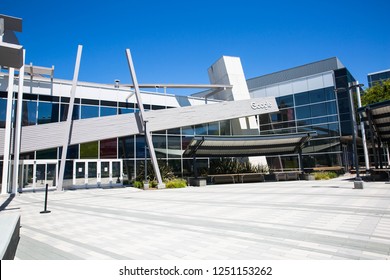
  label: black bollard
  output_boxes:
[40,183,51,214]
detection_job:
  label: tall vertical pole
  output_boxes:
[57,45,83,191]
[349,82,363,189]
[125,49,165,188]
[12,50,25,194]
[1,68,15,194]
[355,82,370,170]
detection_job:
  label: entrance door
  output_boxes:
[20,160,58,191]
[73,160,123,188]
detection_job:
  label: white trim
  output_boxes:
[1,68,14,194]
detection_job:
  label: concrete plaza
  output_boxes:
[1,175,390,260]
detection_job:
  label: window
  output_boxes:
[296,105,311,119]
[294,92,309,106]
[80,141,99,159]
[167,136,181,158]
[100,138,117,159]
[309,89,326,103]
[81,105,99,119]
[311,103,327,118]
[0,98,7,128]
[118,136,135,158]
[37,102,59,124]
[22,101,37,126]
[100,107,117,117]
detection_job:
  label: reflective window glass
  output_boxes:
[326,101,337,115]
[311,103,327,117]
[80,141,99,159]
[152,135,167,158]
[309,89,326,103]
[118,136,135,158]
[294,92,309,106]
[22,101,37,126]
[208,122,219,135]
[81,105,99,119]
[60,104,80,121]
[37,102,59,124]
[0,98,6,128]
[36,148,57,159]
[100,107,117,117]
[182,126,195,136]
[118,108,134,114]
[296,105,311,119]
[59,144,79,159]
[219,120,231,135]
[167,127,181,135]
[195,124,208,135]
[276,95,294,108]
[167,136,181,158]
[325,87,335,100]
[136,135,149,158]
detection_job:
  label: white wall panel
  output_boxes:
[292,79,308,94]
[307,75,324,91]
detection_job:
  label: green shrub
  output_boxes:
[165,179,187,189]
[132,180,144,188]
[149,180,158,188]
[314,172,338,180]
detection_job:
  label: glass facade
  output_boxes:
[256,85,343,170]
[0,64,356,185]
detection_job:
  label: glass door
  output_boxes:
[87,162,98,186]
[73,160,123,188]
[20,160,58,191]
[100,161,110,185]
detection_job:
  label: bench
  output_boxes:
[0,213,20,260]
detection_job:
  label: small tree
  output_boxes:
[361,80,390,106]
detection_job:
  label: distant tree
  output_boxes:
[361,80,390,106]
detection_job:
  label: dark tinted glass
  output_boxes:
[294,92,309,106]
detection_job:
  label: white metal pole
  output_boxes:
[57,45,83,191]
[12,49,25,194]
[356,82,370,170]
[125,49,165,188]
[1,68,15,194]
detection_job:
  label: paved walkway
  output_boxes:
[1,175,390,260]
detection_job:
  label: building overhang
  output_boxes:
[183,132,317,158]
[0,41,23,68]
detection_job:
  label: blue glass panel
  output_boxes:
[325,87,335,100]
[309,89,326,103]
[60,104,80,121]
[294,92,309,106]
[152,135,167,158]
[195,124,208,135]
[182,126,195,136]
[326,101,337,115]
[22,101,37,126]
[311,103,327,117]
[135,135,149,158]
[100,106,117,117]
[167,136,181,158]
[37,102,59,124]
[0,98,6,128]
[296,105,311,119]
[276,95,294,108]
[118,136,135,158]
[81,105,99,119]
[208,122,219,135]
[118,108,134,114]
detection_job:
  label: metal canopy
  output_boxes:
[358,100,390,143]
[183,132,317,157]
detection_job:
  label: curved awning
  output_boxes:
[183,132,317,157]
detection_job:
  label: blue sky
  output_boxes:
[1,0,389,93]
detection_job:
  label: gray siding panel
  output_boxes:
[247,57,344,90]
[0,97,278,155]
